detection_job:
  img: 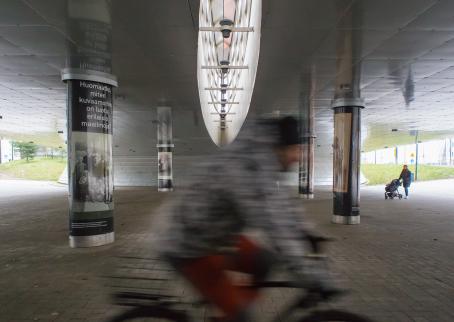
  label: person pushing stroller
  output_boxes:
[399,165,412,199]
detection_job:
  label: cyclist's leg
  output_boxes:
[178,254,253,321]
[229,235,274,284]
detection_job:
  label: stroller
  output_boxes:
[385,179,403,200]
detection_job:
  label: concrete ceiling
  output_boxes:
[0,0,454,155]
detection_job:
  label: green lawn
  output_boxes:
[362,164,454,185]
[0,157,66,181]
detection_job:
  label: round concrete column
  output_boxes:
[298,70,316,199]
[157,106,174,192]
[299,133,316,199]
[62,70,117,247]
[62,0,117,247]
[332,98,364,225]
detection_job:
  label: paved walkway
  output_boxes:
[0,180,453,322]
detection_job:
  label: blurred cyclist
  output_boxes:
[156,116,333,322]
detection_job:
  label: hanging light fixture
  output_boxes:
[197,0,262,146]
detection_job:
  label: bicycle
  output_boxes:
[107,237,376,322]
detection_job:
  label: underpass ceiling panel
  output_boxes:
[362,78,399,91]
[0,0,45,26]
[359,0,437,30]
[367,31,454,60]
[360,90,392,101]
[313,59,337,76]
[25,89,65,99]
[0,36,27,55]
[262,0,340,30]
[421,39,454,59]
[437,84,454,93]
[405,0,454,31]
[361,60,406,78]
[112,28,146,57]
[409,61,454,79]
[259,29,327,62]
[0,89,28,98]
[316,30,396,59]
[23,0,68,28]
[0,75,47,89]
[0,0,454,153]
[415,78,454,91]
[430,66,454,79]
[37,56,66,71]
[34,75,65,89]
[0,26,68,55]
[0,55,58,76]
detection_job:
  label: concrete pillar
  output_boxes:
[332,3,364,225]
[332,99,364,224]
[298,71,316,199]
[450,138,452,166]
[61,0,117,247]
[157,107,174,192]
[299,135,315,199]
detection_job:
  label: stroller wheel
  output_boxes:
[385,195,388,200]
[399,194,403,200]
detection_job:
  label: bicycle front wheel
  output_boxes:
[298,309,375,322]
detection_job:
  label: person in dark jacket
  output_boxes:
[399,165,412,199]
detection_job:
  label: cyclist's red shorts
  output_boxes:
[179,235,263,319]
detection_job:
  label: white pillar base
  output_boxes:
[332,215,360,225]
[69,232,114,248]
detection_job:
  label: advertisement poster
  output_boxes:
[157,107,173,145]
[333,113,352,193]
[157,107,173,191]
[158,152,173,179]
[68,79,114,236]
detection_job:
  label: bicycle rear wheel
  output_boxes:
[298,309,375,322]
[107,305,190,322]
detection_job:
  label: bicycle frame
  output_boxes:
[111,281,337,322]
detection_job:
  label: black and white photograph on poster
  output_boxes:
[157,106,173,145]
[158,152,173,179]
[333,113,352,193]
[71,132,113,212]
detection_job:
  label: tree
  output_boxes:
[14,142,38,162]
